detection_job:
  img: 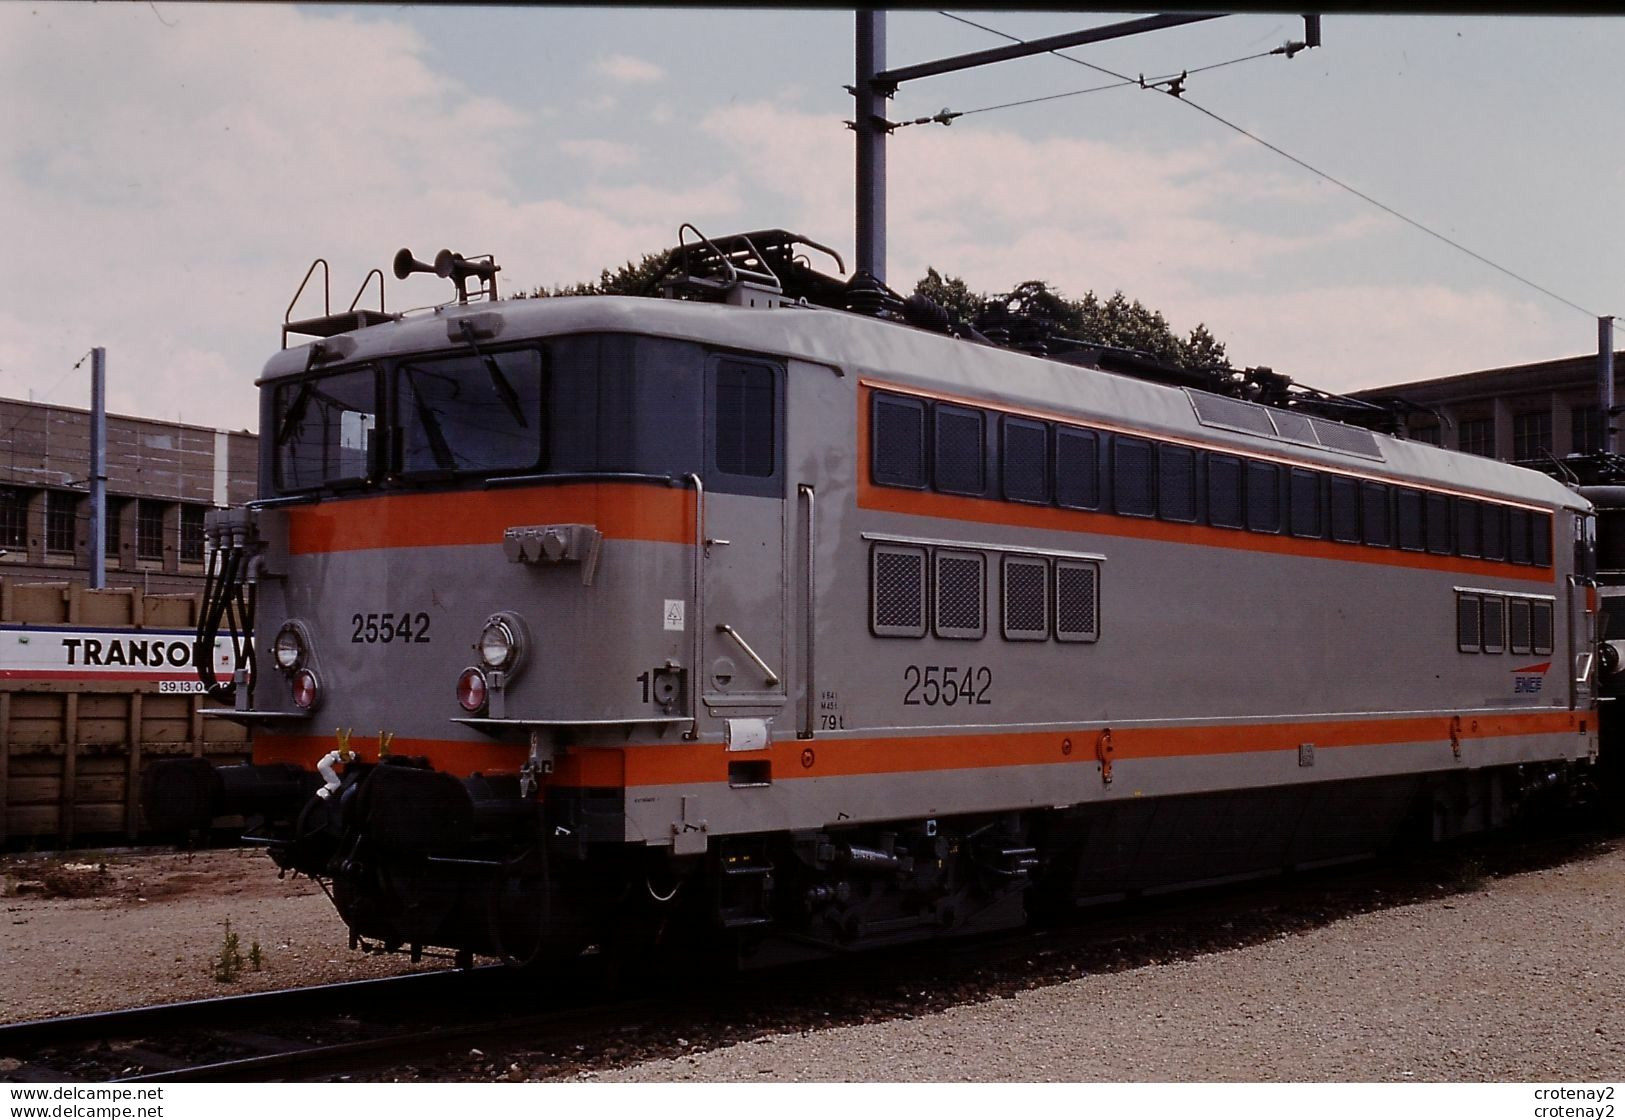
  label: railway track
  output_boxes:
[2,820,1616,1083]
[0,965,644,1082]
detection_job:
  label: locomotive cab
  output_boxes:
[147,235,836,963]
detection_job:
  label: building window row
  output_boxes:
[0,486,211,564]
[1512,410,1554,463]
[0,487,26,549]
[872,392,1554,569]
[1572,405,1604,455]
[1414,408,1606,458]
[1458,417,1496,458]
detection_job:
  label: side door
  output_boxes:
[1570,509,1598,710]
[700,353,788,712]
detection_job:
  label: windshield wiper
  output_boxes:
[401,365,458,471]
[457,319,528,429]
[275,383,313,446]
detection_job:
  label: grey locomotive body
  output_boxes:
[156,235,1600,965]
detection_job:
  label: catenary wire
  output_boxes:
[933,11,1604,322]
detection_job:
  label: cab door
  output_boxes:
[699,353,788,711]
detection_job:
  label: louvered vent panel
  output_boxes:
[1532,601,1554,654]
[1509,599,1532,653]
[934,407,984,494]
[873,397,925,487]
[1481,596,1505,652]
[1457,594,1482,652]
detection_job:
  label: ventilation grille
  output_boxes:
[1003,557,1048,640]
[1055,561,1099,642]
[1187,389,1385,461]
[1481,595,1505,652]
[872,546,926,636]
[1208,456,1243,528]
[873,397,925,487]
[935,551,985,638]
[1189,392,1275,436]
[1532,601,1554,654]
[1268,408,1316,443]
[935,406,984,495]
[1457,594,1482,652]
[1509,599,1532,653]
[1003,418,1048,503]
[1311,417,1381,457]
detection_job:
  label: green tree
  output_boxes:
[536,252,1228,374]
[922,272,1227,372]
[526,250,672,298]
[913,267,986,325]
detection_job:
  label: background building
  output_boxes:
[1358,349,1624,467]
[0,398,257,595]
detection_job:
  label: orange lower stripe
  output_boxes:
[254,710,1584,789]
[285,481,691,554]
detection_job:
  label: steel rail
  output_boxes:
[0,967,505,1064]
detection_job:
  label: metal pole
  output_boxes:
[855,9,887,283]
[1602,317,1617,455]
[89,347,106,589]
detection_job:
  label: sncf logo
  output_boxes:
[1512,661,1551,694]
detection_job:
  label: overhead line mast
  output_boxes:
[851,10,1322,284]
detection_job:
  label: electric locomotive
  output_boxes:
[146,228,1602,967]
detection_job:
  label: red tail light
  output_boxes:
[456,667,488,713]
[291,668,320,711]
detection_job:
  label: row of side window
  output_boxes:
[871,543,1099,643]
[1456,592,1554,655]
[871,392,1554,567]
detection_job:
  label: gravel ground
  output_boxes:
[590,843,1625,1083]
[3,841,1623,1081]
[0,846,439,1024]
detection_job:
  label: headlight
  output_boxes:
[457,666,489,713]
[273,624,306,671]
[478,620,515,668]
[477,612,527,673]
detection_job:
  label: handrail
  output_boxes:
[348,268,386,314]
[799,484,817,738]
[282,259,331,347]
[676,223,782,291]
[685,473,704,740]
[715,624,780,686]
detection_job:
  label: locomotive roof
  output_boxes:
[262,293,1586,513]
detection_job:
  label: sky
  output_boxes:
[2,5,1621,433]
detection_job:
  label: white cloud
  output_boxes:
[0,5,658,428]
[696,100,1591,395]
[1205,284,1576,394]
[559,139,640,172]
[0,8,1600,438]
[595,53,664,84]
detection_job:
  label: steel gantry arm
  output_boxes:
[853,10,1288,283]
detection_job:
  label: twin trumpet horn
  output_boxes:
[393,247,500,303]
